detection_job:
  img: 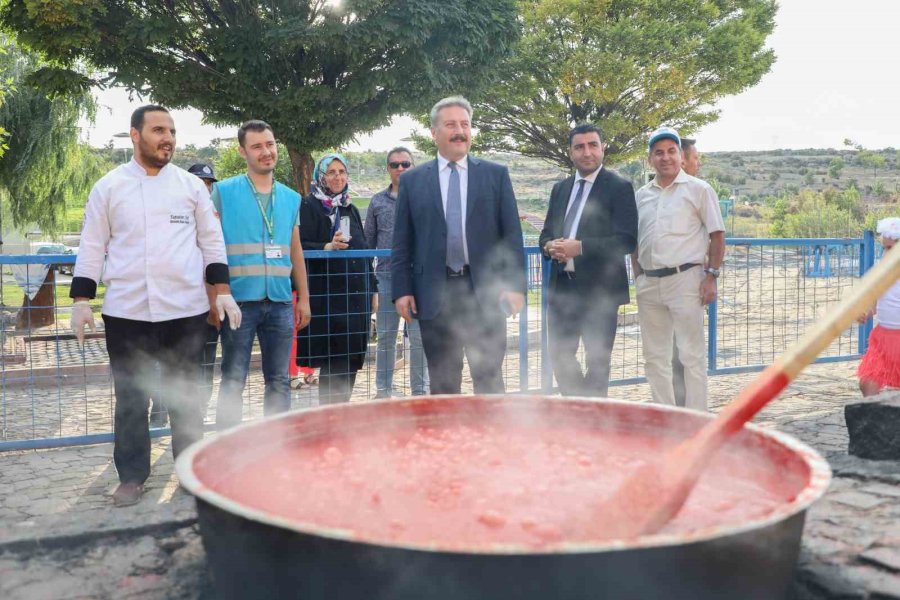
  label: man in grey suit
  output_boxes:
[391,96,526,394]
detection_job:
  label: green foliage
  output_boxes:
[469,0,777,169]
[769,196,788,237]
[768,188,868,238]
[828,157,844,179]
[858,151,886,180]
[2,0,520,193]
[864,205,899,231]
[0,36,108,232]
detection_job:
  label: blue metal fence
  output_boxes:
[0,235,877,451]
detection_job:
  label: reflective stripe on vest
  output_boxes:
[217,175,300,302]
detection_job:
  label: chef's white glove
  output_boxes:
[216,294,242,330]
[71,301,96,345]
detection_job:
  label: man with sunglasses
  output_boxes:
[364,147,429,398]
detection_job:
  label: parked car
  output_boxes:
[34,243,77,275]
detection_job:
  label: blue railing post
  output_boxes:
[859,230,876,354]
[707,298,718,375]
[540,257,553,392]
[518,254,531,391]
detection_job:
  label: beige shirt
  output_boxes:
[635,170,725,271]
[75,160,227,322]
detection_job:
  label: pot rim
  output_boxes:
[176,395,832,555]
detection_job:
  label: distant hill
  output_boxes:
[92,144,900,212]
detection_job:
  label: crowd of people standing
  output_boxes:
[69,96,737,507]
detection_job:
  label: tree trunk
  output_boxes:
[288,146,315,196]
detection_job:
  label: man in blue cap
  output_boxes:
[188,163,218,193]
[631,126,725,412]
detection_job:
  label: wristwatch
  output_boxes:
[704,267,721,278]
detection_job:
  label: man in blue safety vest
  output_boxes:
[213,120,311,429]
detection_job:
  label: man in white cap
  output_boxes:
[632,126,725,411]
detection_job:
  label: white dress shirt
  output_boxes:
[635,170,725,271]
[563,165,601,272]
[74,159,228,322]
[437,153,470,264]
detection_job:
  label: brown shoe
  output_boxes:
[112,482,144,507]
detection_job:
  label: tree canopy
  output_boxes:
[0,35,106,232]
[471,0,778,170]
[1,0,519,193]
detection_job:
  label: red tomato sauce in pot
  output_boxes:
[201,419,798,550]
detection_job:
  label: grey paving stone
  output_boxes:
[861,483,900,498]
[829,492,889,510]
[862,547,900,572]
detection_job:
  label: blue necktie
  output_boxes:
[446,162,466,272]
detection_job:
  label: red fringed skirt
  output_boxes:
[858,325,900,388]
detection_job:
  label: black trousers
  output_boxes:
[103,312,208,484]
[419,275,507,395]
[150,323,219,425]
[548,276,620,397]
[201,323,221,410]
[318,356,360,405]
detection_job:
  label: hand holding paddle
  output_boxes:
[593,243,900,540]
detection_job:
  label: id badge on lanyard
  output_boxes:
[265,244,283,259]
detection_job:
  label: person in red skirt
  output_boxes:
[858,217,900,396]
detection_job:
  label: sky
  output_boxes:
[82,0,900,154]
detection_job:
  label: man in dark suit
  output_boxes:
[539,123,638,397]
[392,96,526,394]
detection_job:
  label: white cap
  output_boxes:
[877,217,900,240]
[648,126,682,151]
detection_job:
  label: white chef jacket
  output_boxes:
[74,159,227,322]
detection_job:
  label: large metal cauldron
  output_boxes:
[176,396,831,600]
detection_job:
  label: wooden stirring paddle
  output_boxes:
[593,243,900,540]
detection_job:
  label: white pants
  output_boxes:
[636,267,708,411]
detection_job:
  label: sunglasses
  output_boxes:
[388,161,412,169]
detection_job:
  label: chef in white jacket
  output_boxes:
[70,104,241,507]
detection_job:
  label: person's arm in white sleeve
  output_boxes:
[69,185,110,301]
[69,185,109,343]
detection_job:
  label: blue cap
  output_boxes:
[188,163,217,181]
[648,126,682,151]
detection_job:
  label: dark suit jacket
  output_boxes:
[391,156,526,321]
[538,167,638,306]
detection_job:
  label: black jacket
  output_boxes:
[538,168,638,305]
[295,197,375,369]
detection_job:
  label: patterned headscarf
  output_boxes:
[877,217,900,240]
[311,153,351,212]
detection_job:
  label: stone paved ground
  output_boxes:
[2,360,900,598]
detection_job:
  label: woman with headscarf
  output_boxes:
[296,153,376,404]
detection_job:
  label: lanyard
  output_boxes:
[245,175,276,242]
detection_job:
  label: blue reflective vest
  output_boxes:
[217,175,300,302]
